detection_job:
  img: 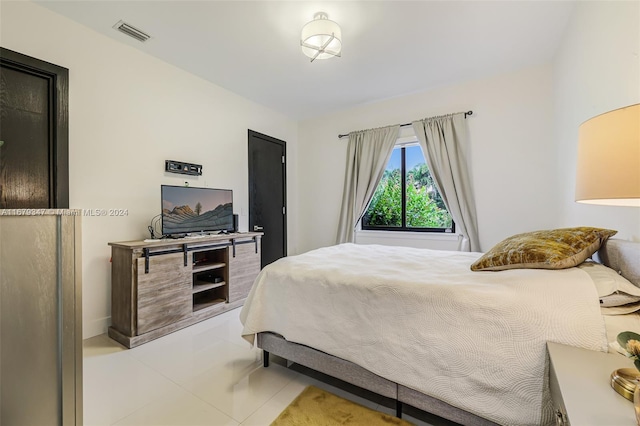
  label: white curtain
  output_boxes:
[336,125,400,243]
[412,113,480,252]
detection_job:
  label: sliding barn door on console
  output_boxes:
[0,48,69,208]
[248,130,287,268]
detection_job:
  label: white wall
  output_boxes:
[553,1,640,241]
[296,65,557,254]
[0,1,299,338]
[4,0,636,339]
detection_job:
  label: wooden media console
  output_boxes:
[108,232,262,348]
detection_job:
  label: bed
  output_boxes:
[240,232,640,426]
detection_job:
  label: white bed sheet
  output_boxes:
[240,243,609,425]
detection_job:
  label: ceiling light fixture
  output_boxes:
[300,12,342,63]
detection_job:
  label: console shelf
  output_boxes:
[193,262,225,273]
[193,298,226,312]
[192,280,226,294]
[108,232,262,348]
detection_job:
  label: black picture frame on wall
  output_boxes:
[0,47,69,208]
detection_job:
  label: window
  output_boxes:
[361,143,454,232]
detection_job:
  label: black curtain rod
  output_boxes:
[338,110,473,139]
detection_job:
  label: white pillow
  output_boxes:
[599,293,640,308]
[577,261,640,314]
[601,303,640,315]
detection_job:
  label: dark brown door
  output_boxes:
[0,48,69,208]
[248,130,286,268]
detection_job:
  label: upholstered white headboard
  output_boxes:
[597,239,640,287]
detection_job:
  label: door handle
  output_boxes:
[254,225,264,231]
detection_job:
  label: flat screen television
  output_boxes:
[161,185,233,236]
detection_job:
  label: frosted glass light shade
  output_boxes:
[576,104,640,206]
[301,12,342,61]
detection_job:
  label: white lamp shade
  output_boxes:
[301,13,342,60]
[576,103,640,206]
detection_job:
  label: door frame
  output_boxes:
[0,47,69,208]
[248,129,287,261]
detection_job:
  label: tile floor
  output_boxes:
[84,307,450,426]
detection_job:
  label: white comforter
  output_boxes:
[240,244,607,425]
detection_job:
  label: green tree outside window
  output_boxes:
[362,145,453,231]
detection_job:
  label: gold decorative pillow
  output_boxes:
[470,227,617,271]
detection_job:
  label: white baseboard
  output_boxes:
[83,316,110,340]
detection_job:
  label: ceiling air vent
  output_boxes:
[113,20,151,43]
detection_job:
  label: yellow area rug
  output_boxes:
[271,385,414,426]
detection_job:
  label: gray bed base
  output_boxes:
[256,239,639,426]
[257,332,498,426]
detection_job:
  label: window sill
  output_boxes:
[355,229,462,251]
[356,230,459,241]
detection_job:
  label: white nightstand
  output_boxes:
[547,341,637,425]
